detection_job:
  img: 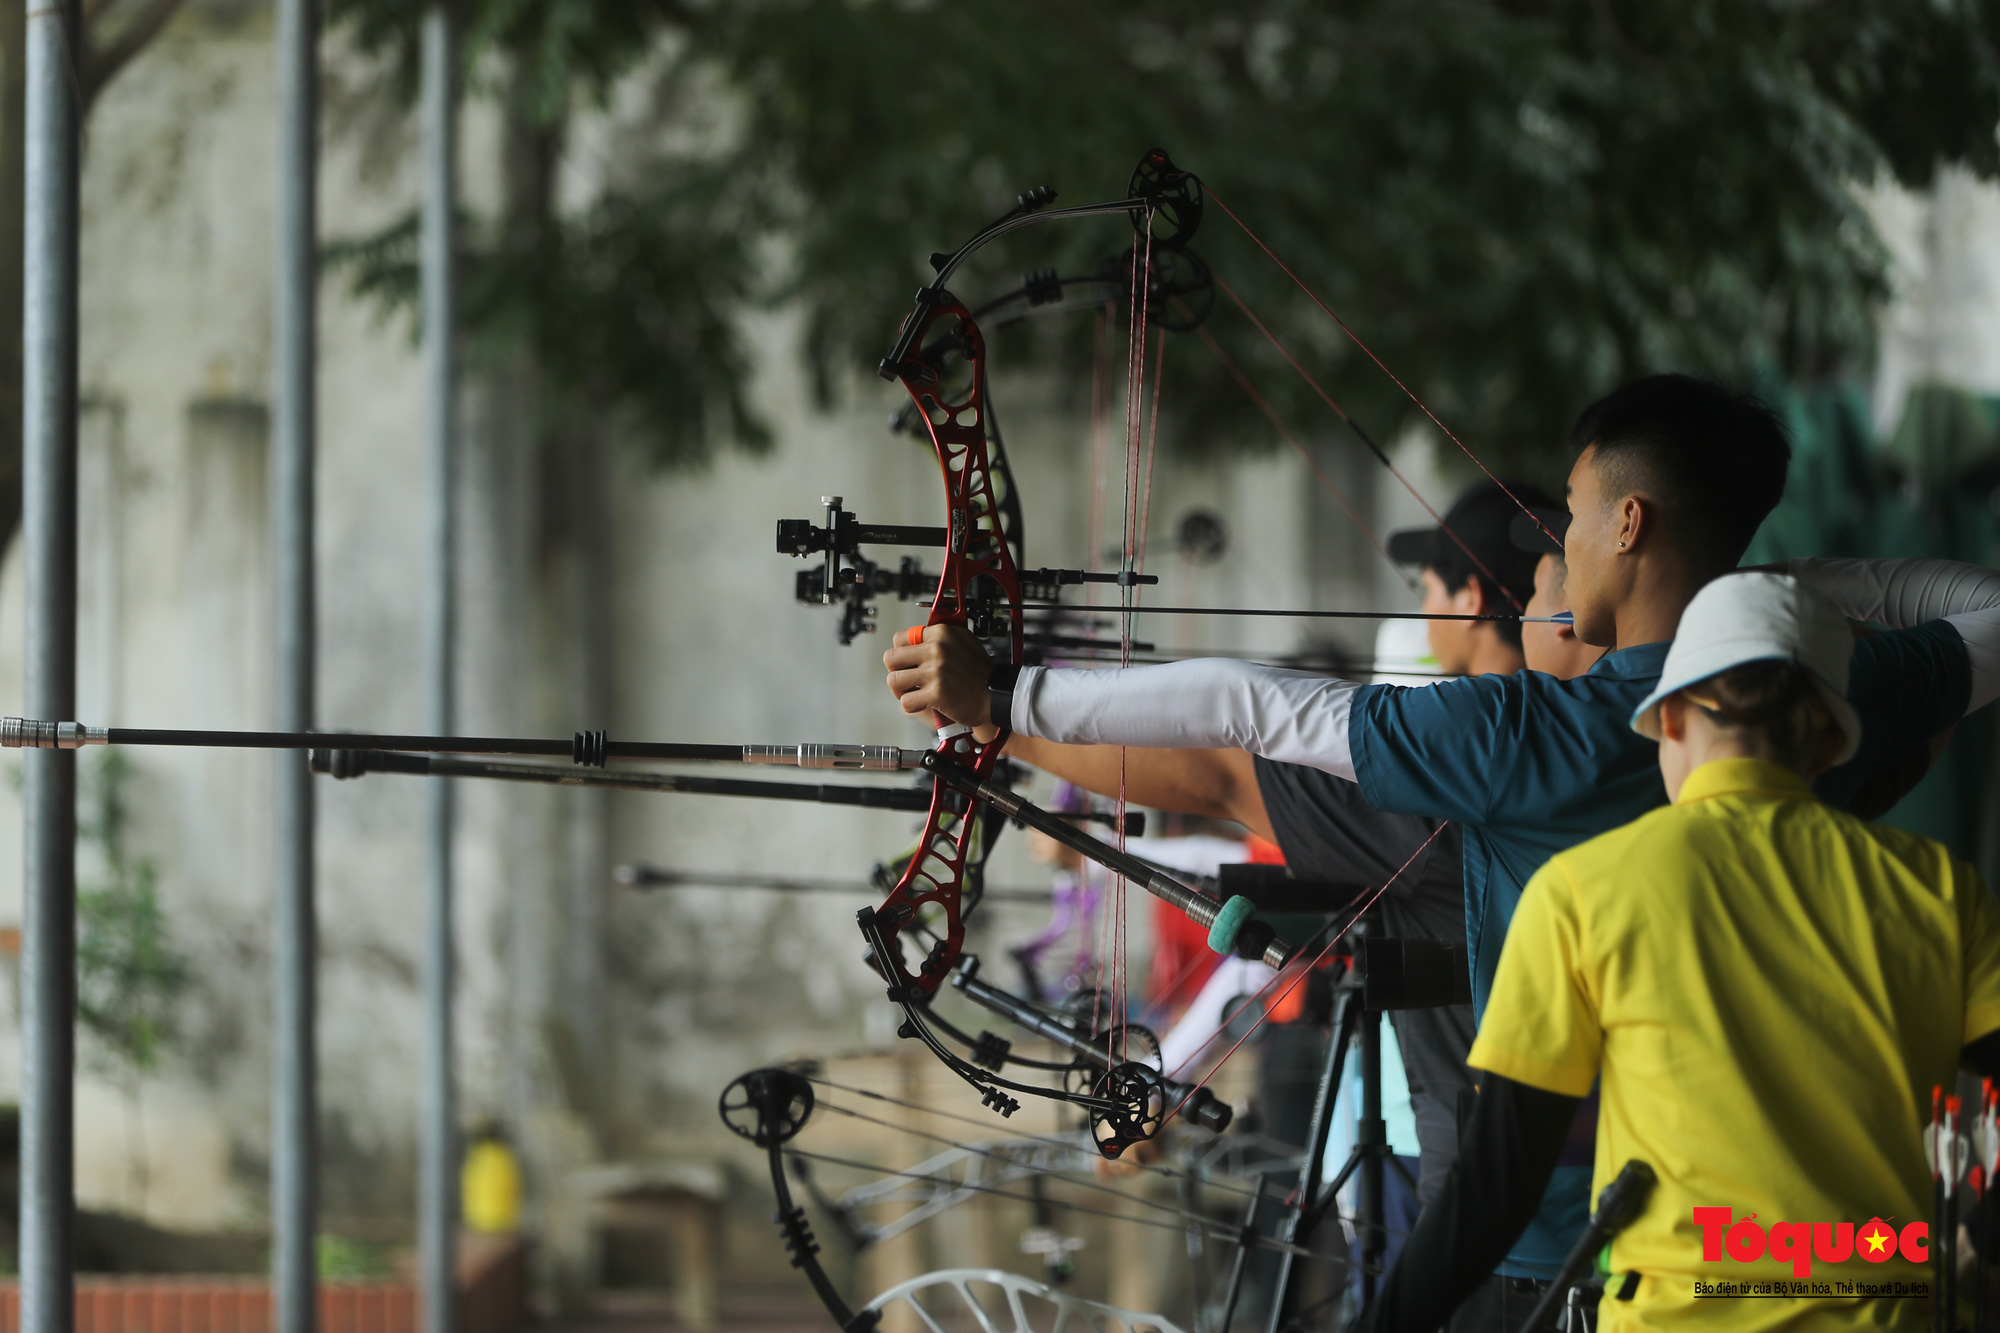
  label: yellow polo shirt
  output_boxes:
[1470,758,2000,1330]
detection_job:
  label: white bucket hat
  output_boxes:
[1629,571,1862,764]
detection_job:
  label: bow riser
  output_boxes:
[871,297,1024,1000]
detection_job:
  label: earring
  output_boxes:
[1618,540,1627,547]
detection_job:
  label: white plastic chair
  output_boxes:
[864,1267,1189,1333]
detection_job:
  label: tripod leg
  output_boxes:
[1359,1005,1386,1304]
[1264,989,1359,1333]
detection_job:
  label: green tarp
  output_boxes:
[1744,380,2000,883]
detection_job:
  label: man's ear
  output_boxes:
[1616,494,1656,553]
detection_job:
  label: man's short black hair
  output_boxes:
[1387,480,1555,650]
[1568,374,1790,572]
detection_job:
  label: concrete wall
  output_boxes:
[1871,169,2000,422]
[0,3,1405,1260]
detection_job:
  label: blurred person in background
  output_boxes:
[1013,780,1250,1007]
[462,1120,523,1235]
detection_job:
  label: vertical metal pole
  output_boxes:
[419,7,459,1333]
[273,2,319,1332]
[19,6,78,1333]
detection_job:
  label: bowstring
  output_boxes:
[1121,330,1171,1066]
[809,1096,1261,1226]
[1085,305,1115,617]
[1205,184,1565,553]
[1137,330,1167,596]
[1080,305,1116,1049]
[1104,212,1159,1066]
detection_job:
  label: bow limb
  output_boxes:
[718,1069,881,1333]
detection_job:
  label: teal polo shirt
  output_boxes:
[1347,619,1970,1279]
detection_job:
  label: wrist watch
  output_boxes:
[986,664,1021,732]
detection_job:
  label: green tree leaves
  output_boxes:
[328,0,2000,474]
[76,752,188,1079]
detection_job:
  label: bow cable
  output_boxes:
[795,1078,1413,1255]
[1187,314,1416,593]
[1212,272,1528,612]
[1205,184,1566,553]
[1167,824,1450,1120]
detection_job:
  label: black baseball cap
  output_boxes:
[1508,506,1571,556]
[1387,480,1555,611]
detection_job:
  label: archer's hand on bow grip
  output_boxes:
[884,625,1002,743]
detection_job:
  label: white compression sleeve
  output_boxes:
[1788,557,2000,714]
[1010,658,1360,780]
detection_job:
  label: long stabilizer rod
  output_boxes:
[311,749,1143,833]
[0,717,923,771]
[309,749,938,809]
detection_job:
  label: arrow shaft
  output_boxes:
[1122,606,1563,622]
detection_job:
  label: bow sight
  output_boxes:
[778,495,1157,644]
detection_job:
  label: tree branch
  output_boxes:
[82,0,185,112]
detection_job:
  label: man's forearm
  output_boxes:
[1790,557,2000,712]
[1011,659,1361,780]
[1004,737,1276,841]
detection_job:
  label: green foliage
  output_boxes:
[326,163,771,468]
[316,1234,393,1282]
[328,0,2000,474]
[76,752,188,1079]
[334,0,671,126]
[328,0,768,467]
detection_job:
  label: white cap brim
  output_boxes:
[1629,648,1862,766]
